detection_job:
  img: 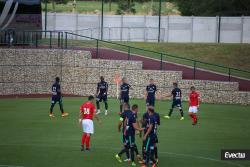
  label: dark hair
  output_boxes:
[88,95,94,101]
[123,103,129,110]
[132,104,138,110]
[100,76,104,81]
[173,82,178,87]
[148,107,155,113]
[190,86,195,90]
[55,77,60,82]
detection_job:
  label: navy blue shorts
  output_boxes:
[51,96,62,104]
[172,99,182,108]
[146,97,155,106]
[144,136,155,152]
[124,135,135,147]
[120,96,129,104]
[96,94,107,102]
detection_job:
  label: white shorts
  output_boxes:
[189,106,198,113]
[82,119,94,134]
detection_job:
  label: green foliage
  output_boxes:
[42,0,70,4]
[116,0,136,15]
[169,0,250,16]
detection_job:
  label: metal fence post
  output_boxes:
[61,32,63,49]
[58,32,61,48]
[160,53,163,70]
[193,61,196,79]
[65,32,68,49]
[96,39,99,58]
[128,47,131,60]
[49,31,52,49]
[35,32,38,48]
[228,68,231,81]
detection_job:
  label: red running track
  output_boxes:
[84,48,250,91]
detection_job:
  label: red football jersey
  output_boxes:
[189,91,199,106]
[80,101,96,120]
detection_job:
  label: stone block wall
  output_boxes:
[0,49,249,105]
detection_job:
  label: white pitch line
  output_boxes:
[0,143,246,167]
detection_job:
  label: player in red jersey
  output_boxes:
[79,95,100,151]
[188,86,200,125]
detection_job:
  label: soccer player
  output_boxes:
[141,107,158,167]
[96,76,109,115]
[145,79,158,108]
[115,103,144,166]
[188,86,200,125]
[79,95,100,151]
[49,77,68,117]
[164,82,184,120]
[119,77,132,114]
[141,106,160,165]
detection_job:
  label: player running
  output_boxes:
[79,96,100,151]
[188,86,200,125]
[145,79,158,108]
[115,103,144,166]
[96,76,109,115]
[164,82,184,120]
[119,77,132,114]
[49,77,68,117]
[141,107,158,167]
[141,106,160,165]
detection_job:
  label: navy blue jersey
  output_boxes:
[148,115,158,138]
[120,83,131,98]
[154,112,160,126]
[97,81,108,94]
[52,82,61,97]
[146,84,157,98]
[142,112,150,133]
[172,88,182,101]
[120,110,136,136]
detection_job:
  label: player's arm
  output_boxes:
[143,123,153,141]
[79,108,83,124]
[118,117,123,132]
[96,84,99,96]
[105,83,108,94]
[144,90,148,99]
[133,122,144,131]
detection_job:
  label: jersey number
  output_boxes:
[83,108,90,115]
[176,92,181,97]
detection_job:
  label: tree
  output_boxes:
[42,0,70,12]
[116,0,136,15]
[169,0,250,16]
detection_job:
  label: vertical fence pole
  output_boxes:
[160,53,163,70]
[96,39,99,58]
[158,0,162,43]
[218,16,221,43]
[128,47,131,60]
[61,32,63,49]
[193,61,196,79]
[65,32,68,49]
[101,0,104,40]
[228,68,231,81]
[35,32,38,48]
[57,32,60,48]
[45,0,48,39]
[49,31,52,49]
[22,31,25,46]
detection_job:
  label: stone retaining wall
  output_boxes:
[0,49,249,105]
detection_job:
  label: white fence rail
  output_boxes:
[43,13,250,43]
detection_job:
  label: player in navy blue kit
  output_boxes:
[115,104,144,166]
[141,107,158,167]
[49,77,68,118]
[145,79,158,107]
[141,106,160,165]
[96,76,109,115]
[119,77,132,114]
[164,82,184,120]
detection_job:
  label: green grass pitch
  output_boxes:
[0,97,249,167]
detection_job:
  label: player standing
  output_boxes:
[49,77,68,117]
[115,103,144,166]
[79,96,100,151]
[119,77,132,114]
[145,79,158,108]
[141,106,160,165]
[141,107,158,167]
[96,76,109,115]
[188,86,200,125]
[164,82,184,120]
